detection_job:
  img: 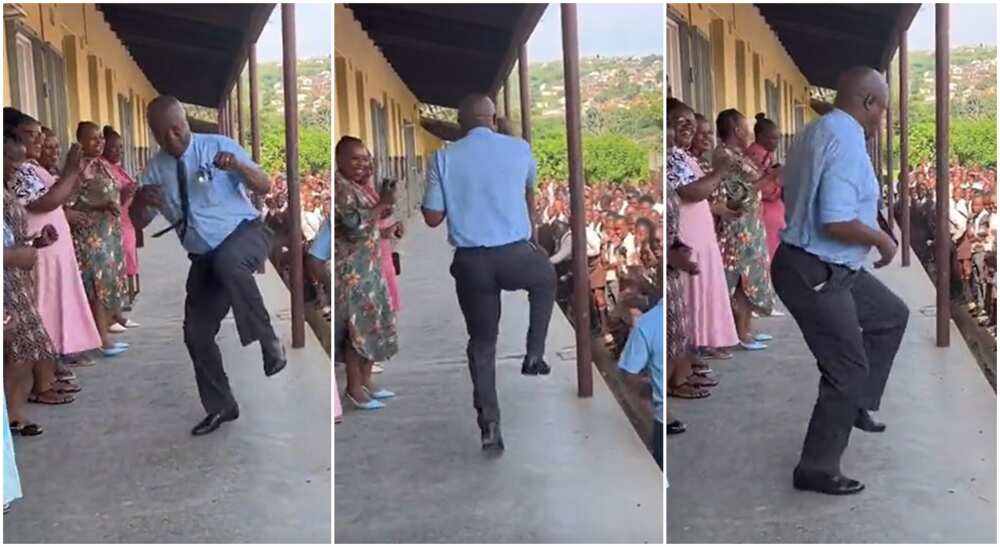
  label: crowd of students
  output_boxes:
[895,163,998,334]
[535,178,664,352]
[3,108,143,511]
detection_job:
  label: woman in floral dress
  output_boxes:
[4,137,75,437]
[102,127,141,319]
[67,122,128,356]
[711,109,778,350]
[334,136,399,410]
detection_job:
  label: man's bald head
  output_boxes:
[833,66,888,135]
[147,95,192,158]
[457,94,496,133]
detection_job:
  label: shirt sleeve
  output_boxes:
[526,151,537,190]
[817,139,862,224]
[309,216,332,262]
[617,325,650,375]
[422,151,446,213]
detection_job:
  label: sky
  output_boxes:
[908,3,996,50]
[256,3,331,62]
[526,4,663,62]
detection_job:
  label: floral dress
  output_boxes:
[665,184,689,361]
[68,157,126,313]
[334,171,399,363]
[711,144,775,314]
[3,184,56,364]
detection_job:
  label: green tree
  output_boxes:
[582,133,647,186]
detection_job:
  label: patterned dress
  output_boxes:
[665,184,689,361]
[68,157,126,313]
[711,144,776,314]
[334,171,399,363]
[3,185,57,364]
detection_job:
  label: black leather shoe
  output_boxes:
[481,422,505,452]
[521,357,551,376]
[191,409,239,436]
[793,467,865,495]
[666,419,686,435]
[854,409,886,433]
[262,337,287,377]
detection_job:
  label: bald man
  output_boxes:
[422,94,557,453]
[774,67,909,494]
[132,96,286,437]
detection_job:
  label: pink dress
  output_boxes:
[107,162,139,276]
[746,143,786,261]
[22,162,102,355]
[665,147,739,349]
[378,221,401,312]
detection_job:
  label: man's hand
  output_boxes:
[213,151,239,171]
[135,185,163,209]
[873,232,898,269]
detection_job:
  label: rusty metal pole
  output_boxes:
[561,4,592,398]
[217,101,227,136]
[935,3,950,347]
[900,28,911,267]
[237,74,244,147]
[249,45,265,275]
[249,46,261,164]
[885,70,894,233]
[518,46,532,143]
[282,4,305,349]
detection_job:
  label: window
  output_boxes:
[735,40,747,114]
[14,33,38,117]
[666,12,713,116]
[666,18,682,100]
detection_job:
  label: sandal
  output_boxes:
[9,421,43,436]
[28,389,75,405]
[666,419,687,435]
[668,382,711,399]
[688,374,719,388]
[702,348,733,360]
[55,370,78,381]
[67,357,97,368]
[52,379,82,394]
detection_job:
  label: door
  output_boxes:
[403,123,417,215]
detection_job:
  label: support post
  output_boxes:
[237,73,244,147]
[518,46,532,144]
[900,28,911,267]
[282,4,305,349]
[561,4,592,398]
[250,45,261,164]
[886,70,894,233]
[935,4,950,347]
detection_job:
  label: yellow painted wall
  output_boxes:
[333,4,442,162]
[669,3,817,136]
[4,3,159,153]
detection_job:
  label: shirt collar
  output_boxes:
[467,127,494,137]
[831,108,866,141]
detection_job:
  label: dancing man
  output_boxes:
[421,94,557,453]
[132,96,287,436]
[774,66,909,495]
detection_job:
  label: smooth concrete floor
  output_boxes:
[334,221,663,543]
[3,221,331,543]
[667,255,997,543]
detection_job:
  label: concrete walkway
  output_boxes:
[666,256,997,543]
[334,221,663,543]
[3,221,331,543]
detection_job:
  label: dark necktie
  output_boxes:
[152,158,190,240]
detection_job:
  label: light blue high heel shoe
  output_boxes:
[739,340,768,351]
[100,345,128,357]
[346,394,385,410]
[364,386,396,400]
[113,341,130,349]
[753,333,773,342]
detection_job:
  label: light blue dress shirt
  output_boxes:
[422,127,536,248]
[309,215,332,262]
[140,133,260,254]
[781,108,880,270]
[618,300,664,423]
